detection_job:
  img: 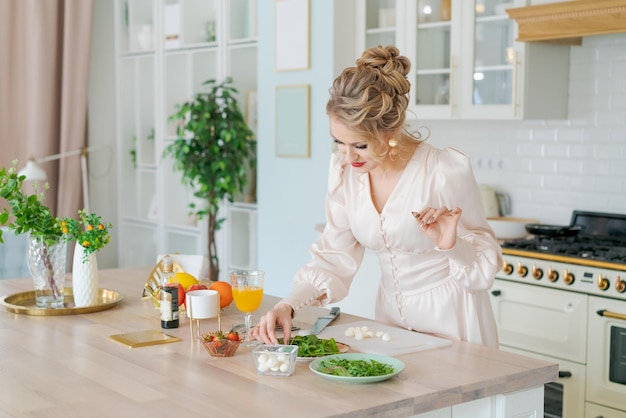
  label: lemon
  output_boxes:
[170,272,199,290]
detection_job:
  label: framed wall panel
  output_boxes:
[274,0,310,71]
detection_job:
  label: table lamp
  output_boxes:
[18,146,104,213]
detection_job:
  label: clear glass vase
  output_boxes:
[27,235,67,308]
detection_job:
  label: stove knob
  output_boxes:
[563,269,575,285]
[517,263,528,278]
[532,265,543,280]
[547,267,559,282]
[597,274,610,291]
[616,276,626,293]
[502,260,513,275]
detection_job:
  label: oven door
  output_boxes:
[587,296,626,413]
[502,346,586,418]
[490,279,588,363]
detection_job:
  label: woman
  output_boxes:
[251,46,502,348]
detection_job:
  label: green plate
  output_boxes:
[309,353,404,384]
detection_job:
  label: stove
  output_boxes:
[499,210,626,300]
[491,210,626,418]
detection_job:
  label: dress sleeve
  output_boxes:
[433,147,503,291]
[277,153,365,314]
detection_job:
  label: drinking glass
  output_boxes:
[230,270,265,347]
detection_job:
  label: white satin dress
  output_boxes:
[279,143,503,348]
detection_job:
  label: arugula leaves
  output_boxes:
[279,334,340,358]
[317,358,395,377]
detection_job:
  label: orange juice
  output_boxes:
[232,286,263,313]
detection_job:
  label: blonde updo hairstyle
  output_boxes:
[327,45,417,161]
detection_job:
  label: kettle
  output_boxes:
[479,184,499,218]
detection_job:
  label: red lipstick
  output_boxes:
[352,162,365,168]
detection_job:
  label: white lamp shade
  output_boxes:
[18,160,47,182]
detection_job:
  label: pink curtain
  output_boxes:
[0,0,94,218]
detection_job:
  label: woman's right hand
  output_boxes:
[412,206,462,250]
[249,303,294,345]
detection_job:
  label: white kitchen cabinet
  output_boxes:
[586,402,626,418]
[114,0,257,279]
[411,387,544,417]
[357,0,569,120]
[502,345,587,418]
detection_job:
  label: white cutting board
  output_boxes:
[316,320,452,356]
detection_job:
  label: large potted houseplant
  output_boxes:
[164,78,255,282]
[0,160,112,308]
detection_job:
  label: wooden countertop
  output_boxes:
[0,267,557,417]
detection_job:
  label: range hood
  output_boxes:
[507,0,626,45]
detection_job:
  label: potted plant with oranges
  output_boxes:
[61,210,113,307]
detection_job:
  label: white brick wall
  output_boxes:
[418,33,626,225]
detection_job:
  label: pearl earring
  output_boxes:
[388,138,398,157]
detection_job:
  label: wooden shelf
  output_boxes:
[507,0,626,45]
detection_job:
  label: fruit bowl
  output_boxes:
[198,332,242,357]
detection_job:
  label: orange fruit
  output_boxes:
[209,281,233,308]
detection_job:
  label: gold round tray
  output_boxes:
[0,288,124,316]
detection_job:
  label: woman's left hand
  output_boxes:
[412,207,462,250]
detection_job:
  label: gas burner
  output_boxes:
[502,210,626,266]
[503,236,626,264]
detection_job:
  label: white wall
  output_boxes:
[257,2,346,298]
[257,4,626,306]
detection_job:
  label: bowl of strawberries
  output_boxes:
[198,329,242,357]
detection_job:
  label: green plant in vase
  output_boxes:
[0,160,65,306]
[61,209,113,307]
[164,78,256,281]
[61,210,112,261]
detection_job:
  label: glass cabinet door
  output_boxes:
[471,0,516,106]
[226,0,258,110]
[357,0,565,120]
[364,0,396,48]
[229,0,257,41]
[119,0,154,53]
[415,0,454,107]
[163,0,218,49]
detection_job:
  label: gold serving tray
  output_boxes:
[0,288,123,316]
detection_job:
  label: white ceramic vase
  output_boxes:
[72,244,99,307]
[137,24,153,51]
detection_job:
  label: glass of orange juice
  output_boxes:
[230,270,264,346]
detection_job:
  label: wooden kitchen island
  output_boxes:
[0,268,557,417]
